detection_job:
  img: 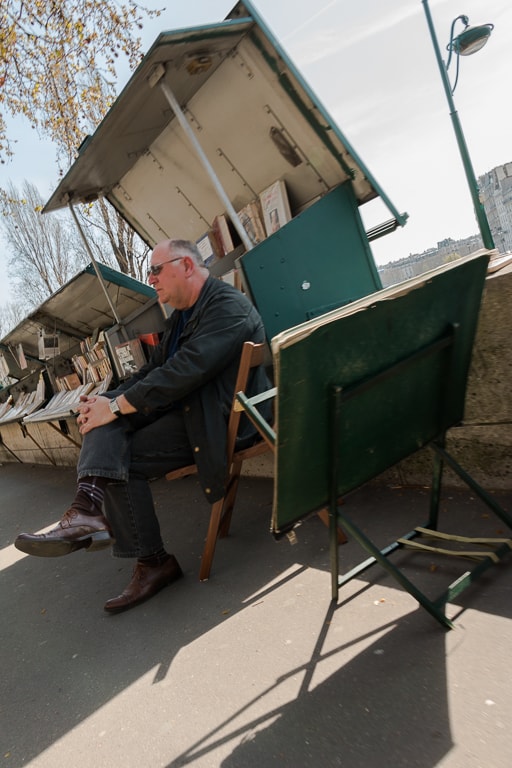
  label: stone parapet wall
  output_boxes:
[371,264,512,491]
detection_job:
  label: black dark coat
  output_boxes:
[115,276,270,501]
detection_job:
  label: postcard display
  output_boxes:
[44,1,407,343]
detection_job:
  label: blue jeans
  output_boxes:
[77,411,194,558]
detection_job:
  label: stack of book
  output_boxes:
[203,177,293,259]
[71,331,113,385]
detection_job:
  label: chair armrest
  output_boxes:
[235,389,276,448]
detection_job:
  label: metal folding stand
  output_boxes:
[237,254,506,629]
[329,360,512,630]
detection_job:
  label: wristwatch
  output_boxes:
[109,397,122,417]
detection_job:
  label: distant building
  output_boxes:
[378,233,483,287]
[378,161,512,287]
[479,161,512,254]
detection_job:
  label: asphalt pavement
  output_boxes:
[1,461,512,767]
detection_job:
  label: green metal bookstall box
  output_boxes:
[44,1,407,340]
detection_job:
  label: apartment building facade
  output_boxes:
[479,161,512,254]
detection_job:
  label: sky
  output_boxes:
[1,0,511,308]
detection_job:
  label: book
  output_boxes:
[16,343,28,370]
[259,179,292,236]
[220,268,242,291]
[56,372,82,391]
[237,200,266,246]
[114,338,146,378]
[212,214,239,256]
[72,331,113,385]
[196,230,222,265]
[0,353,10,383]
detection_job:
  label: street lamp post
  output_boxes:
[421,0,495,250]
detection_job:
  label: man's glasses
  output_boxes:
[147,257,184,279]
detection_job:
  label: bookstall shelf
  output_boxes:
[0,266,164,466]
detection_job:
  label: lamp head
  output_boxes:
[452,21,494,56]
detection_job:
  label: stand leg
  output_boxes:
[428,434,445,529]
[329,386,343,601]
[337,508,454,629]
[430,442,512,529]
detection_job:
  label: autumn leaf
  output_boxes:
[0,0,164,164]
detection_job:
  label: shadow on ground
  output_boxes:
[1,463,511,767]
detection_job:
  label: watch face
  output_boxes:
[109,398,120,414]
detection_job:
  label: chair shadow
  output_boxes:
[167,602,452,768]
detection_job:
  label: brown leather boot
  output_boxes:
[104,556,183,614]
[14,509,113,557]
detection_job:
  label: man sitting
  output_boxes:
[15,239,270,613]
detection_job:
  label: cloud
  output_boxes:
[283,1,422,67]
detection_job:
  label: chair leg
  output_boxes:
[199,498,225,581]
[218,460,243,538]
[317,508,347,545]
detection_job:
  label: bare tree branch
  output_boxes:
[0,180,85,308]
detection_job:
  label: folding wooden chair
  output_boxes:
[166,341,273,581]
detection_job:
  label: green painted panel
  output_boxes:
[270,254,489,532]
[240,183,382,340]
[84,262,155,298]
